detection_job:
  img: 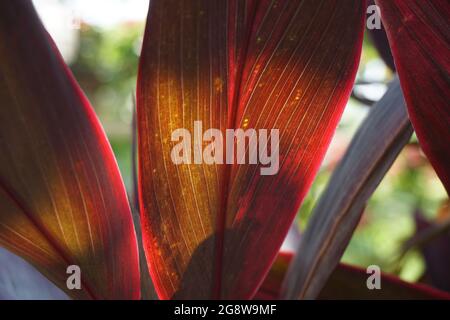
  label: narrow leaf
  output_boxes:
[282,78,413,299]
[138,0,366,299]
[0,1,140,299]
[376,0,450,194]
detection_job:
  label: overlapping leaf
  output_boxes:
[137,0,365,299]
[281,78,413,299]
[0,1,140,299]
[256,253,450,300]
[376,0,450,194]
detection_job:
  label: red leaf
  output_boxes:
[0,1,140,299]
[138,0,365,299]
[281,77,413,299]
[376,0,450,194]
[256,253,450,300]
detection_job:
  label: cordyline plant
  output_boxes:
[0,0,448,300]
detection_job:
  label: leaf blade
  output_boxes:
[0,1,140,299]
[281,78,413,299]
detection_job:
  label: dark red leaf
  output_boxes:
[256,252,450,300]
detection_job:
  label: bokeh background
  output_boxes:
[0,0,448,299]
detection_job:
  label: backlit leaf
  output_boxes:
[138,0,365,299]
[0,1,140,299]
